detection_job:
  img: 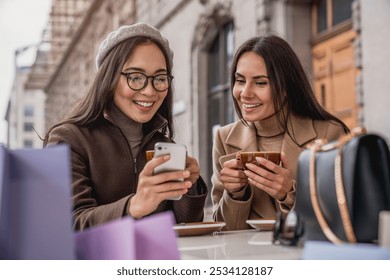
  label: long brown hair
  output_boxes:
[230,35,349,138]
[44,36,174,143]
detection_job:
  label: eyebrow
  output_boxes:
[122,67,167,74]
[235,72,269,79]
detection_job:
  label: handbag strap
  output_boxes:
[309,142,344,244]
[334,147,357,243]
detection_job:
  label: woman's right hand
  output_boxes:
[220,158,248,193]
[128,155,192,219]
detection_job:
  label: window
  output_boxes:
[333,0,353,26]
[24,139,33,148]
[24,105,34,117]
[313,0,353,35]
[316,0,327,33]
[24,122,34,132]
[207,21,234,130]
[320,84,326,108]
[205,21,234,188]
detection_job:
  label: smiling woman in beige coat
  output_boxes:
[211,35,349,230]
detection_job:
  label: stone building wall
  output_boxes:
[355,0,390,141]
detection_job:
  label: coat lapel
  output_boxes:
[281,115,318,177]
[224,122,258,152]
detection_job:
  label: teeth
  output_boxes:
[134,101,153,108]
[243,103,260,108]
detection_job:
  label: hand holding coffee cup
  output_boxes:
[237,151,293,201]
[236,151,281,172]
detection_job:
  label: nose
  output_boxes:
[240,83,255,99]
[139,78,156,96]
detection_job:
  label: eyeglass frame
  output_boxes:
[120,72,174,92]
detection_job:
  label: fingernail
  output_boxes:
[185,181,192,187]
[183,171,190,177]
[163,155,170,160]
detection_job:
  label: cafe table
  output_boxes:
[177,229,303,260]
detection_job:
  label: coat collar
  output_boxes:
[102,103,168,136]
[224,113,318,151]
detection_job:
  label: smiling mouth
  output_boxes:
[242,103,261,109]
[134,101,154,108]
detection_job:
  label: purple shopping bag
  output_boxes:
[0,144,75,259]
[75,211,180,260]
[75,217,136,260]
[135,211,180,260]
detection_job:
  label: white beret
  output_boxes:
[95,22,174,69]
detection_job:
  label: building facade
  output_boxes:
[5,64,46,149]
[4,0,93,149]
[5,38,52,149]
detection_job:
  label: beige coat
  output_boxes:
[211,114,346,230]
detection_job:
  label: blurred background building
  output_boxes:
[5,45,47,149]
[5,0,390,202]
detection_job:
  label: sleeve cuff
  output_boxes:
[124,194,141,219]
[186,176,208,196]
[227,184,251,200]
[277,180,296,212]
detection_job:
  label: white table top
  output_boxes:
[177,229,303,260]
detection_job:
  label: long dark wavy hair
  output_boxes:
[230,35,349,140]
[44,36,174,143]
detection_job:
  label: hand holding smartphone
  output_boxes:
[153,142,187,200]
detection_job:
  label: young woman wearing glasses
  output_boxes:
[44,23,207,230]
[211,35,349,230]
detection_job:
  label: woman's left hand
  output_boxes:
[243,152,293,201]
[185,155,200,185]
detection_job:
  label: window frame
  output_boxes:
[312,0,353,43]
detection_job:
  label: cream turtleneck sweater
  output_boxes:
[253,113,285,153]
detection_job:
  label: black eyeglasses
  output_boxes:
[120,72,173,92]
[273,210,304,246]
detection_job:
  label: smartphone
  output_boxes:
[153,142,187,200]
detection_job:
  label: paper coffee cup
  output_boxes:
[146,150,154,162]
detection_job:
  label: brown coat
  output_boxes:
[45,111,207,231]
[211,114,346,230]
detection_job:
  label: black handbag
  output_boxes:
[295,127,390,244]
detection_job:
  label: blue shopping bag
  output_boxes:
[0,144,75,259]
